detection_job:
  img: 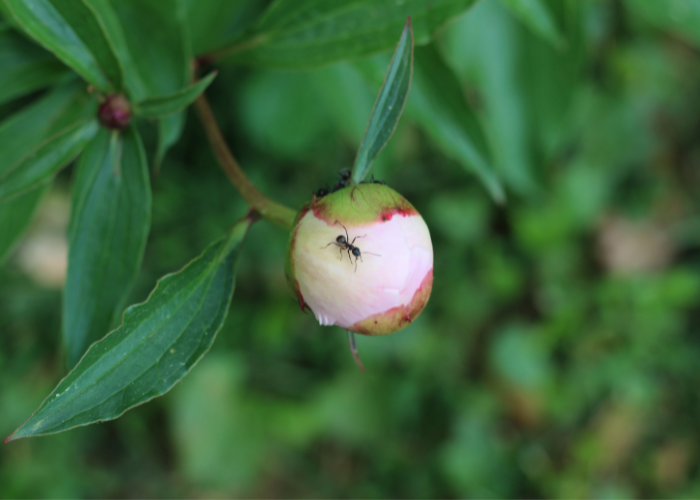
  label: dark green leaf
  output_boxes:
[134,73,217,119]
[0,182,51,264]
[105,0,193,162]
[217,0,478,69]
[182,0,261,55]
[441,0,539,196]
[0,23,71,105]
[351,20,412,184]
[1,0,124,91]
[108,0,191,102]
[63,127,152,368]
[409,44,505,203]
[0,79,94,179]
[6,217,252,440]
[154,111,185,172]
[0,119,98,202]
[499,0,563,47]
[0,80,93,266]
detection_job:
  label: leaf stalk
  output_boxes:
[194,93,296,230]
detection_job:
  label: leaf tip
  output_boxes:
[4,433,16,444]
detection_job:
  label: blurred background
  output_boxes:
[3,0,700,497]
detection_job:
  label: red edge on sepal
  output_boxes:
[295,279,310,314]
[379,206,417,222]
[4,434,15,443]
[351,268,433,335]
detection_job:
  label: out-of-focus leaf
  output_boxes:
[63,127,151,368]
[134,73,217,119]
[441,0,538,195]
[6,216,252,440]
[0,80,93,178]
[154,111,185,172]
[182,0,261,55]
[410,44,504,203]
[351,20,412,184]
[0,24,70,105]
[1,0,124,91]
[216,0,479,69]
[0,182,50,264]
[624,0,700,49]
[499,0,562,47]
[0,119,98,202]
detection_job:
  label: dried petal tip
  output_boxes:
[98,95,131,130]
[286,183,433,336]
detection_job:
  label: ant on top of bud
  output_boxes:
[313,170,385,200]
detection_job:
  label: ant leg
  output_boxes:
[339,223,350,242]
[338,247,343,260]
[350,234,367,245]
[346,330,365,372]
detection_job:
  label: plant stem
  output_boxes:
[194,94,296,230]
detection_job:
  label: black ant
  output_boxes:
[313,170,352,199]
[322,221,380,272]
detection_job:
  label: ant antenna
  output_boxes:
[347,330,365,372]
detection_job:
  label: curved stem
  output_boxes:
[194,94,296,230]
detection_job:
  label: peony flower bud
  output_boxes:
[285,183,433,336]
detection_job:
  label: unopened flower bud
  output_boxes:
[98,95,131,130]
[285,183,433,335]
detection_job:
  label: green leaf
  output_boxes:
[499,0,563,47]
[217,0,479,69]
[63,127,152,368]
[0,182,51,264]
[624,0,700,49]
[409,44,505,203]
[441,0,539,196]
[154,111,186,172]
[182,0,260,55]
[134,73,217,119]
[0,23,71,105]
[105,0,193,162]
[108,0,191,102]
[0,119,98,202]
[1,0,124,92]
[0,80,93,266]
[0,79,94,179]
[351,20,413,185]
[6,217,253,440]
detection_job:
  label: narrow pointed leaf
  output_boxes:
[7,217,252,440]
[0,79,94,179]
[351,20,412,185]
[0,119,98,202]
[154,111,185,172]
[103,0,193,163]
[107,0,191,102]
[0,23,71,105]
[134,73,217,119]
[63,127,151,368]
[1,0,124,91]
[216,0,478,69]
[0,182,51,264]
[0,80,92,266]
[409,44,505,203]
[499,0,563,47]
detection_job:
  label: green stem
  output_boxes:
[194,94,296,230]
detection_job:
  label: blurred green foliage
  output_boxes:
[4,0,700,497]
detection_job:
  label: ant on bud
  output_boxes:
[322,221,380,272]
